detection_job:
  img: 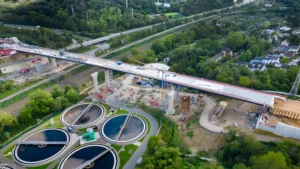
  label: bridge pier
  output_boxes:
[49,58,57,68]
[104,69,111,88]
[35,62,43,73]
[91,72,100,93]
[166,84,176,115]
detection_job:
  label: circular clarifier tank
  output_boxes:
[61,103,105,128]
[59,144,118,169]
[13,128,70,165]
[101,114,146,144]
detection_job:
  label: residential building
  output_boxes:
[281,39,290,46]
[208,48,233,62]
[280,26,291,32]
[248,61,266,71]
[292,30,300,35]
[288,45,300,52]
[265,4,273,8]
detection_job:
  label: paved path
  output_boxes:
[199,95,224,133]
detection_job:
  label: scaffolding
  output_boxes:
[289,70,300,99]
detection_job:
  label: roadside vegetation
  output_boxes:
[69,45,97,54]
[0,79,39,100]
[0,84,79,144]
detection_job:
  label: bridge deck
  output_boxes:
[18,141,68,145]
[7,44,276,107]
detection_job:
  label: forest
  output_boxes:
[0,0,238,38]
[122,9,300,94]
[0,25,72,49]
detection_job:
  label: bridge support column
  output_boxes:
[49,58,57,68]
[91,72,100,93]
[35,62,43,73]
[104,69,111,88]
[166,90,175,115]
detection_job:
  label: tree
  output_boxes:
[65,89,79,103]
[51,84,64,98]
[200,162,224,169]
[52,97,62,112]
[61,96,71,109]
[4,132,10,139]
[239,76,252,87]
[232,163,250,169]
[280,57,290,64]
[226,32,244,51]
[250,152,288,169]
[28,89,54,116]
[0,112,18,132]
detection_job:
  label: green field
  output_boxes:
[119,144,138,169]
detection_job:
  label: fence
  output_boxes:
[0,111,61,150]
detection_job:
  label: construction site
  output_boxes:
[82,61,300,152]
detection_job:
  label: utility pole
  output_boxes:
[71,5,75,16]
[289,70,300,99]
[86,10,89,21]
[131,8,134,18]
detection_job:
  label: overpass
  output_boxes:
[5,42,279,107]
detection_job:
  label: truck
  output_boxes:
[117,61,122,65]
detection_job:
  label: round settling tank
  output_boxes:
[13,128,70,165]
[61,103,105,128]
[101,114,146,144]
[59,144,118,169]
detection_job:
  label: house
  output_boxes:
[274,45,288,52]
[284,51,296,58]
[281,40,290,46]
[292,30,300,35]
[265,55,280,64]
[288,45,300,52]
[265,29,275,35]
[274,63,282,68]
[265,4,273,8]
[280,26,291,32]
[248,61,266,71]
[209,48,233,62]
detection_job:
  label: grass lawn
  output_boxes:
[119,144,138,169]
[139,136,146,142]
[26,161,53,169]
[164,12,180,16]
[115,109,129,115]
[69,46,97,54]
[0,79,40,100]
[111,144,123,152]
[2,144,15,160]
[40,112,64,130]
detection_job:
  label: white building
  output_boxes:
[280,26,291,32]
[265,4,273,7]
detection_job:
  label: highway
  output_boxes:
[5,43,277,107]
[66,0,255,50]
